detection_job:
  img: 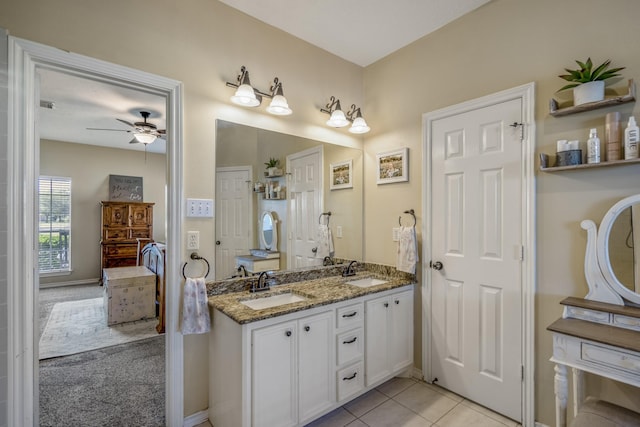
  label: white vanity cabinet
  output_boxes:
[252,311,334,427]
[365,289,414,386]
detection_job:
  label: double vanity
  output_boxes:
[207,266,415,427]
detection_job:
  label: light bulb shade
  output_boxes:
[231,83,260,107]
[349,116,370,134]
[267,94,292,115]
[326,109,349,127]
[134,132,157,144]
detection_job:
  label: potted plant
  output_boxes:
[558,58,625,106]
[264,157,281,176]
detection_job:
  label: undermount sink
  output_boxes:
[240,292,307,310]
[345,277,388,288]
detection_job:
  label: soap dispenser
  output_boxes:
[587,128,601,164]
[624,116,639,160]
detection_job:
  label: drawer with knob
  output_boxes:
[337,328,364,366]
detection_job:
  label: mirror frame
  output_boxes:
[259,211,278,251]
[596,193,640,305]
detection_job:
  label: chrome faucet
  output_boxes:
[237,265,248,277]
[342,260,357,277]
[250,271,271,293]
[323,256,335,266]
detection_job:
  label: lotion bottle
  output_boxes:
[624,116,639,159]
[587,128,600,164]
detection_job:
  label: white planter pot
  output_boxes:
[573,81,605,106]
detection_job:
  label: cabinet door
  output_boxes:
[298,311,334,424]
[389,290,414,372]
[365,295,390,386]
[252,321,297,427]
[103,203,129,227]
[130,204,152,227]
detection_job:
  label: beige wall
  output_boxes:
[363,0,640,424]
[0,0,363,418]
[5,0,640,424]
[39,139,166,285]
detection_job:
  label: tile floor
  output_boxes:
[198,377,522,427]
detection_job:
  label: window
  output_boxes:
[38,176,71,273]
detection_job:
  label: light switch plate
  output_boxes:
[336,226,343,238]
[187,198,214,217]
[392,227,400,242]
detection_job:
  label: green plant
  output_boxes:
[557,58,625,92]
[264,157,280,168]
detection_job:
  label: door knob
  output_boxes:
[431,261,443,270]
[216,240,221,245]
[311,247,318,253]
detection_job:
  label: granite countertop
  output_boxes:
[208,271,415,325]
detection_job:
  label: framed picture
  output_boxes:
[330,159,353,190]
[109,175,144,201]
[376,148,408,184]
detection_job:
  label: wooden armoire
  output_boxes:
[100,201,154,278]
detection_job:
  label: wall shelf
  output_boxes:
[549,79,636,117]
[540,156,640,172]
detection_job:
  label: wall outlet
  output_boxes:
[187,198,214,218]
[336,226,343,238]
[392,227,400,242]
[187,231,200,250]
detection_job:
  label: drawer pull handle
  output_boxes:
[285,330,292,337]
[342,311,358,318]
[343,372,357,381]
[343,337,357,344]
[304,326,310,332]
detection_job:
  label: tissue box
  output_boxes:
[555,149,582,167]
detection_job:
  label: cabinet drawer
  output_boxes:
[104,245,138,257]
[613,314,640,332]
[336,361,364,402]
[337,303,363,329]
[130,228,151,239]
[581,342,640,376]
[337,328,364,366]
[103,228,129,240]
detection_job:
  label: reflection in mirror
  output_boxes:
[609,205,640,293]
[215,120,363,279]
[260,211,276,250]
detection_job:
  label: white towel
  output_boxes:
[181,277,211,335]
[396,226,418,274]
[316,224,335,259]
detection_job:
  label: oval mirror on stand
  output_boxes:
[259,211,278,251]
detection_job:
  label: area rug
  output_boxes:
[40,335,165,427]
[39,297,158,359]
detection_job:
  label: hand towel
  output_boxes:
[181,277,211,335]
[316,224,335,259]
[396,226,418,274]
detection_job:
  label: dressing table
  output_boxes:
[235,211,280,274]
[548,194,640,427]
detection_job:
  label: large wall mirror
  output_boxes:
[582,193,640,305]
[214,120,363,279]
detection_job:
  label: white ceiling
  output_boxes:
[219,0,491,67]
[37,1,489,151]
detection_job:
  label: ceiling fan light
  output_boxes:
[231,84,260,107]
[326,109,349,128]
[349,116,370,134]
[134,132,157,144]
[267,94,292,115]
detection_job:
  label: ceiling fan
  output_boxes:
[87,111,166,144]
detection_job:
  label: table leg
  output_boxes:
[554,364,568,427]
[572,368,585,417]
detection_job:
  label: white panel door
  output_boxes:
[430,98,523,421]
[215,167,251,279]
[287,147,322,269]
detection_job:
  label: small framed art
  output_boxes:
[330,159,353,190]
[376,148,408,184]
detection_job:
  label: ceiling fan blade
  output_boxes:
[129,137,139,144]
[86,127,131,132]
[157,129,166,135]
[116,119,135,128]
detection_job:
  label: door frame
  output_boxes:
[215,165,253,279]
[7,36,184,426]
[421,82,536,426]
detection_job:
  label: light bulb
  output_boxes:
[134,133,157,144]
[230,84,260,107]
[326,109,349,128]
[349,116,370,134]
[267,94,292,115]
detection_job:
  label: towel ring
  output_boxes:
[399,209,416,227]
[319,211,332,225]
[182,252,210,279]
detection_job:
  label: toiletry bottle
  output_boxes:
[624,116,639,160]
[587,128,600,164]
[605,111,621,161]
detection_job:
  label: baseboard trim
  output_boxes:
[535,423,550,427]
[39,278,100,289]
[183,409,209,427]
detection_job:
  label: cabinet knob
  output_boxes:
[285,330,292,337]
[216,240,221,245]
[304,326,310,332]
[384,302,389,308]
[395,300,400,305]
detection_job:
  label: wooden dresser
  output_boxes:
[100,201,154,279]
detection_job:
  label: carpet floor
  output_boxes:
[39,335,165,427]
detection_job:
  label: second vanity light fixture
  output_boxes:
[226,66,292,116]
[320,96,370,134]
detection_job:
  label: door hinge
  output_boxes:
[519,245,524,261]
[521,365,524,381]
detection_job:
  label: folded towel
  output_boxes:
[316,224,334,259]
[396,226,418,274]
[181,277,211,335]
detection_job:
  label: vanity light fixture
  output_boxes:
[226,66,292,115]
[320,96,370,133]
[133,132,157,144]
